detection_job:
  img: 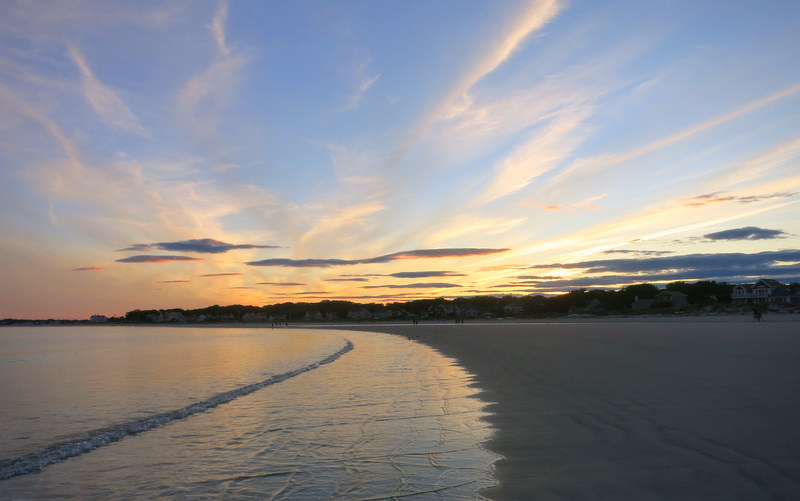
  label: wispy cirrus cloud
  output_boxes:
[382,0,563,176]
[681,191,798,207]
[246,248,509,268]
[116,255,202,263]
[603,249,673,256]
[200,272,243,277]
[477,106,592,204]
[522,193,607,213]
[178,0,248,138]
[72,266,105,272]
[338,59,380,112]
[441,0,563,117]
[541,83,800,197]
[159,280,190,284]
[256,282,306,286]
[211,0,231,57]
[67,45,148,137]
[120,238,278,254]
[703,227,787,241]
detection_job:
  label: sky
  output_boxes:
[1,0,799,319]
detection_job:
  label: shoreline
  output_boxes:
[330,318,800,499]
[6,318,800,498]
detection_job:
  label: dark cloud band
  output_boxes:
[116,255,202,263]
[362,282,462,289]
[703,226,786,240]
[120,238,279,254]
[527,250,800,273]
[246,248,509,267]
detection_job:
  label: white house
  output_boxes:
[347,308,372,321]
[732,279,798,304]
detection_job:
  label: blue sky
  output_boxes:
[1,0,799,318]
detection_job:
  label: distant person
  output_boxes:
[753,309,763,322]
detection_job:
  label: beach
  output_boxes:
[340,317,800,499]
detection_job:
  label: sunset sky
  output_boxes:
[2,0,799,319]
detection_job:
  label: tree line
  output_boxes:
[120,280,735,323]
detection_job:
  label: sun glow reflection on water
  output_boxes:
[0,328,498,499]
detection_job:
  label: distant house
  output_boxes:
[347,308,372,321]
[456,306,482,318]
[631,296,655,311]
[304,310,324,322]
[732,279,800,304]
[585,298,604,312]
[268,313,287,323]
[242,312,268,322]
[632,290,688,310]
[431,304,456,317]
[655,290,688,309]
[372,310,394,320]
[89,315,108,323]
[147,311,185,323]
[503,303,524,315]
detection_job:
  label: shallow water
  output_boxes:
[0,326,498,499]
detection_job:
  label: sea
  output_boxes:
[0,326,499,499]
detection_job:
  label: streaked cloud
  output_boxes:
[120,239,278,254]
[389,271,466,279]
[382,0,563,175]
[211,0,231,57]
[338,271,466,279]
[246,248,510,268]
[177,0,248,138]
[3,2,800,318]
[339,59,380,112]
[440,0,563,118]
[515,267,800,290]
[477,106,591,204]
[116,255,202,263]
[67,45,148,137]
[541,83,800,197]
[704,227,787,241]
[682,191,798,207]
[603,250,673,256]
[362,282,463,289]
[159,280,190,284]
[523,193,607,213]
[525,250,800,278]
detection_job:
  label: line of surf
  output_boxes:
[0,339,354,481]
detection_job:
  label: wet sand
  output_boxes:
[342,318,800,499]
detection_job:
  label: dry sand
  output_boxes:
[340,318,800,500]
